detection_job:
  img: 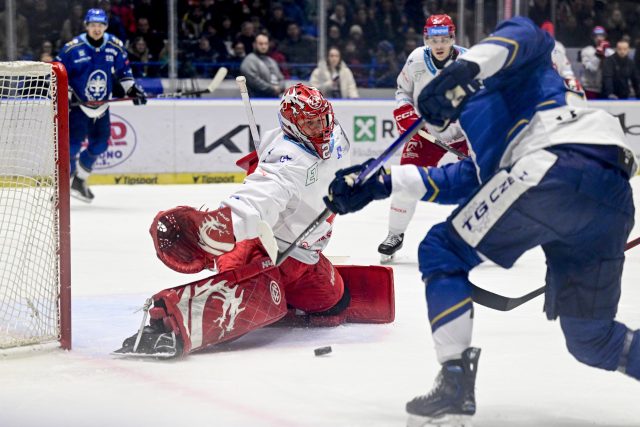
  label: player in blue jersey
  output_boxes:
[56,8,146,203]
[325,16,639,426]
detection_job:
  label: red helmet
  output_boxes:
[279,83,335,159]
[424,14,456,38]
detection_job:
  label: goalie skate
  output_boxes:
[378,232,404,263]
[112,326,184,359]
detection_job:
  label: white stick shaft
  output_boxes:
[236,76,261,148]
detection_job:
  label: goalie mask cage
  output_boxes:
[0,61,71,351]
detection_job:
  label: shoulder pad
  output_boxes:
[453,45,468,54]
[64,38,80,48]
[407,47,426,63]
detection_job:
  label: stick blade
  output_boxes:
[257,220,278,265]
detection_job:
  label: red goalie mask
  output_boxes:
[279,83,335,159]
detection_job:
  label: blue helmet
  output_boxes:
[84,9,108,25]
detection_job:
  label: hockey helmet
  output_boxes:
[279,84,335,160]
[424,14,456,38]
[84,9,108,26]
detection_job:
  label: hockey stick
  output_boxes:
[235,75,261,147]
[273,118,426,266]
[417,129,469,159]
[77,67,228,107]
[476,235,640,311]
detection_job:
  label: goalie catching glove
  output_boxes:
[150,206,236,274]
[324,159,392,215]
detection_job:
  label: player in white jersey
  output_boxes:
[114,84,394,357]
[541,21,584,94]
[378,14,470,262]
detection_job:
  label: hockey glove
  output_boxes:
[324,159,392,215]
[127,83,147,105]
[417,60,481,129]
[150,206,235,274]
[394,104,420,135]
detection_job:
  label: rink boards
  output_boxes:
[83,99,640,185]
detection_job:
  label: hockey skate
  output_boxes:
[113,326,184,359]
[70,174,94,203]
[406,347,481,427]
[378,232,404,263]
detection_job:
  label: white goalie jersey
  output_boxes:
[395,46,467,143]
[221,123,351,264]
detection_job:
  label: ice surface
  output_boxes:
[0,181,638,427]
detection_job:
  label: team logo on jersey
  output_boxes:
[84,70,108,100]
[269,281,282,305]
[88,113,137,170]
[354,116,376,142]
[307,95,322,109]
[306,162,318,185]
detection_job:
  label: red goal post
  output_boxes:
[0,61,71,351]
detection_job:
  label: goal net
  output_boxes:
[0,61,71,350]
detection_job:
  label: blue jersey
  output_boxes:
[56,33,134,103]
[390,17,634,206]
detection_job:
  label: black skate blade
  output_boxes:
[111,346,178,359]
[70,190,93,204]
[380,253,395,264]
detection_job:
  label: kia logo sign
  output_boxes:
[91,113,137,170]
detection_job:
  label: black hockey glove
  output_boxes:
[127,83,147,105]
[324,159,392,215]
[417,60,481,129]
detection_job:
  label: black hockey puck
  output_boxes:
[314,346,332,356]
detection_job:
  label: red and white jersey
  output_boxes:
[395,46,467,143]
[221,123,350,264]
[551,40,575,79]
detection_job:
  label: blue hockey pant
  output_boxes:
[419,147,638,378]
[69,107,111,175]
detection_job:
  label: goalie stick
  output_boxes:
[235,75,261,147]
[77,67,228,107]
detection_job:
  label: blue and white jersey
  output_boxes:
[390,17,636,205]
[56,32,134,117]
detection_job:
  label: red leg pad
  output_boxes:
[337,265,395,323]
[152,258,286,354]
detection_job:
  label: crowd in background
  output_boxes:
[0,0,639,95]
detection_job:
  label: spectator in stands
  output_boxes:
[342,40,366,84]
[528,0,551,26]
[370,40,399,88]
[281,0,305,27]
[353,6,379,44]
[181,5,206,40]
[38,40,54,62]
[239,33,285,98]
[111,0,136,36]
[347,25,368,61]
[236,21,256,55]
[328,3,350,37]
[131,17,164,59]
[327,25,343,51]
[26,0,59,54]
[280,22,317,65]
[60,3,85,46]
[187,35,220,77]
[310,46,359,99]
[375,0,401,44]
[98,0,127,41]
[227,40,246,76]
[266,3,288,41]
[127,36,154,77]
[602,39,640,99]
[268,38,290,79]
[580,26,614,99]
[397,37,418,65]
[134,0,167,32]
[606,8,628,45]
[0,8,30,59]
